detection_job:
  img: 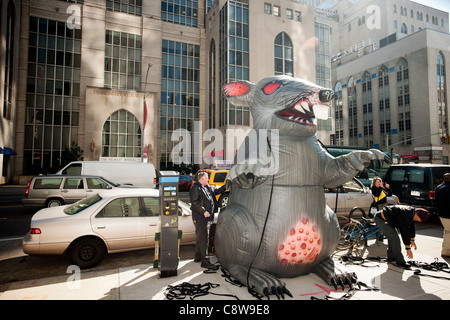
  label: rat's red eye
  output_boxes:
[263,81,282,95]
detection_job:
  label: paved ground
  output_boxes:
[1,221,449,306]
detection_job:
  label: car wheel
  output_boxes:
[69,237,106,269]
[218,193,229,208]
[46,198,64,208]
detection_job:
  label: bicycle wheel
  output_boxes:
[337,222,362,250]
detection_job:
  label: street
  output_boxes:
[0,186,195,290]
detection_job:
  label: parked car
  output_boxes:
[22,188,197,268]
[56,161,157,188]
[192,169,229,208]
[384,164,450,215]
[325,177,399,223]
[22,175,129,208]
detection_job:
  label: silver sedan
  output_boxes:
[22,188,196,268]
[325,178,399,223]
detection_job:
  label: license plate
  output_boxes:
[411,190,420,197]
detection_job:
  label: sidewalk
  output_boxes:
[1,222,450,301]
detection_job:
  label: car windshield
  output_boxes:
[64,194,102,215]
[101,177,120,187]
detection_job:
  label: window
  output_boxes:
[295,11,302,22]
[348,77,357,145]
[397,58,411,145]
[213,172,227,183]
[62,163,81,174]
[161,0,198,27]
[209,40,216,128]
[86,178,109,189]
[218,1,250,128]
[34,178,63,189]
[273,5,280,17]
[64,194,102,215]
[160,40,201,167]
[390,169,405,182]
[264,3,271,14]
[63,178,83,189]
[25,16,82,174]
[437,52,447,142]
[315,22,331,131]
[142,197,159,216]
[100,197,141,217]
[106,0,142,16]
[286,9,293,20]
[274,32,293,76]
[102,109,141,158]
[362,72,373,147]
[334,82,343,145]
[409,169,425,183]
[104,30,142,90]
[3,1,15,120]
[379,65,391,148]
[401,23,408,34]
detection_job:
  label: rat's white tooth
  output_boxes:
[313,104,329,120]
[301,101,310,112]
[294,104,306,114]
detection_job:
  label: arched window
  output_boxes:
[401,23,408,34]
[334,82,344,145]
[102,109,142,158]
[437,52,448,140]
[274,32,293,76]
[397,58,411,145]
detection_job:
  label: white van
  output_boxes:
[56,161,156,188]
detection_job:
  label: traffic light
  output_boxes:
[442,136,450,144]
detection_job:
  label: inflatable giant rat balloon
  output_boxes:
[215,75,385,299]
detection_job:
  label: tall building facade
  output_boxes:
[325,0,450,163]
[0,0,21,184]
[3,0,333,183]
[2,0,449,184]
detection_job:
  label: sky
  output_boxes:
[410,0,450,14]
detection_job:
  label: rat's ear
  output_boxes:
[223,80,255,107]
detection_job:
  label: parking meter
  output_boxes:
[158,171,179,277]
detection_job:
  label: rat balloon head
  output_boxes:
[223,75,334,137]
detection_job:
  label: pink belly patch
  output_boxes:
[278,218,322,265]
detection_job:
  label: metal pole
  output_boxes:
[143,62,153,162]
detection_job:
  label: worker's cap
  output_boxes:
[414,208,429,222]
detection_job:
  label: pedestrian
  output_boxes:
[189,171,226,269]
[374,205,429,269]
[369,177,392,217]
[435,173,450,258]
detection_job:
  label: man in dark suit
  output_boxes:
[189,171,225,269]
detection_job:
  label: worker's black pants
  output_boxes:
[375,216,406,264]
[193,219,208,262]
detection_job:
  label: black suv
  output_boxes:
[384,164,450,215]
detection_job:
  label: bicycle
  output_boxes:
[337,207,383,250]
